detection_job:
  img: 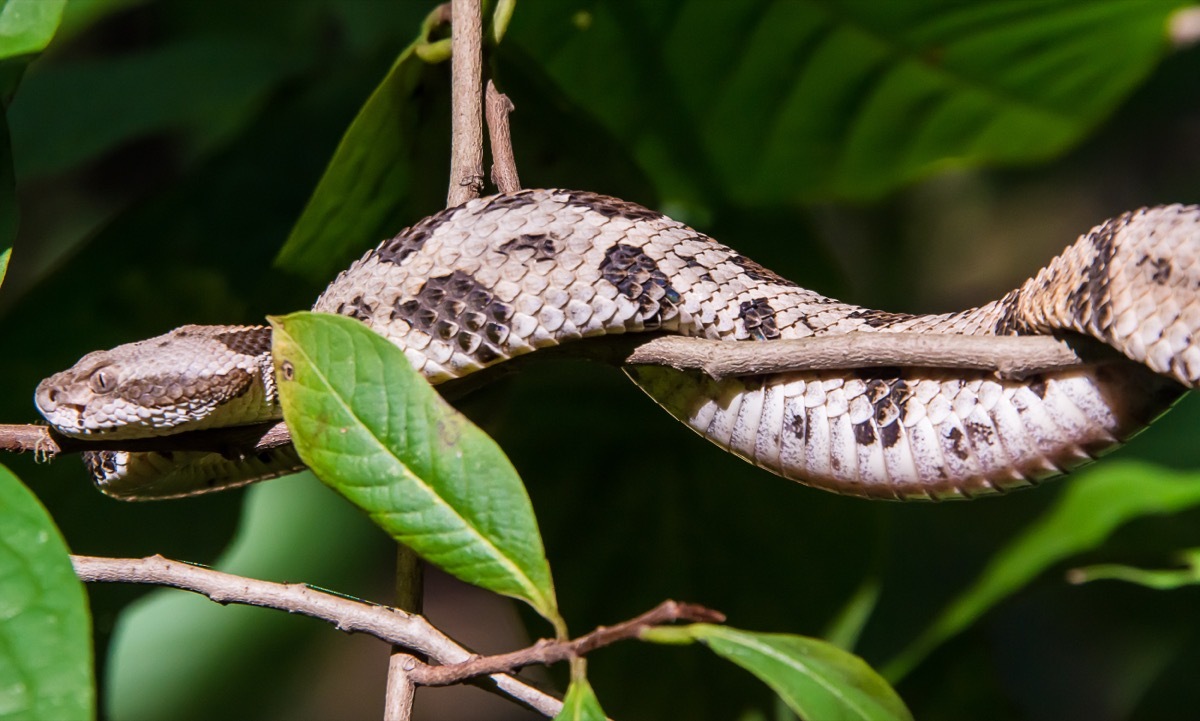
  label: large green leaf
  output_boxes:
[0,0,65,100]
[270,312,561,626]
[884,461,1200,681]
[645,624,911,721]
[510,0,1185,204]
[0,0,64,59]
[0,464,92,720]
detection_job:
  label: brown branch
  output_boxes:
[409,600,723,687]
[620,331,1110,381]
[446,0,484,206]
[71,554,566,717]
[486,80,520,193]
[0,420,290,458]
[2,331,1117,459]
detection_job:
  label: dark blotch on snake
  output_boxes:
[879,421,902,449]
[566,191,663,222]
[600,243,680,329]
[498,233,560,260]
[847,308,915,329]
[787,410,806,439]
[738,298,781,341]
[729,254,797,286]
[1067,214,1123,330]
[946,427,970,461]
[1136,254,1172,285]
[376,212,447,265]
[214,327,273,357]
[393,271,510,363]
[853,421,876,446]
[336,295,374,322]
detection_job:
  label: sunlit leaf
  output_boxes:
[0,0,65,59]
[0,0,65,100]
[884,461,1200,681]
[270,312,561,625]
[644,624,911,721]
[0,464,93,720]
[511,0,1185,204]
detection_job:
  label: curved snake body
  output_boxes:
[35,189,1200,500]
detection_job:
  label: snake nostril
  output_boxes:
[35,385,59,412]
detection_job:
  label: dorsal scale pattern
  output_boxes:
[34,189,1200,499]
[311,189,1198,499]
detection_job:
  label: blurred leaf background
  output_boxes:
[1,0,1200,719]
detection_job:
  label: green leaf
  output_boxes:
[0,464,93,720]
[1068,547,1200,590]
[554,676,607,721]
[274,38,427,282]
[0,0,65,59]
[511,0,1184,204]
[0,0,65,99]
[884,461,1200,681]
[645,624,911,721]
[270,312,561,626]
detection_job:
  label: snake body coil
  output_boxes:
[35,189,1200,500]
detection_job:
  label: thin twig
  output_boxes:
[71,554,565,717]
[486,80,520,192]
[409,600,723,686]
[446,0,484,206]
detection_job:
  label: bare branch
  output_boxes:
[486,80,520,193]
[0,420,290,458]
[2,331,1118,460]
[71,554,565,717]
[620,332,1110,381]
[446,0,484,206]
[409,600,724,687]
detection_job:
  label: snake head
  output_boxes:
[35,324,279,438]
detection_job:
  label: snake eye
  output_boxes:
[88,368,115,394]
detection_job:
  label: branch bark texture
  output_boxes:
[446,0,484,206]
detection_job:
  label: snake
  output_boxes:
[33,189,1200,501]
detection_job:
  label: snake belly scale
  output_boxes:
[35,189,1200,500]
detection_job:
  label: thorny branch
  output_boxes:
[71,555,719,715]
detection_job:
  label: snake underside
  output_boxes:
[36,189,1200,500]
